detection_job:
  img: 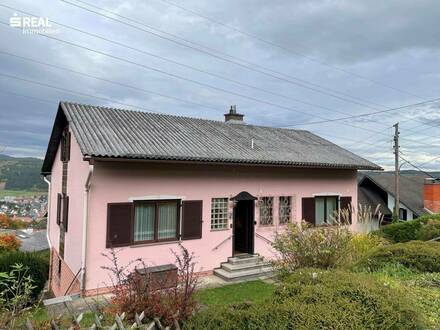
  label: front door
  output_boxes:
[233,200,255,255]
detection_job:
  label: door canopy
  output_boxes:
[231,191,257,201]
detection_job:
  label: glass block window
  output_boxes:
[211,198,228,230]
[259,197,273,225]
[279,196,292,224]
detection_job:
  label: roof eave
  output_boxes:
[88,155,381,170]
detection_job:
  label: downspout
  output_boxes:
[43,176,52,249]
[43,176,53,289]
[80,165,94,293]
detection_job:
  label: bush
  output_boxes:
[416,219,440,241]
[103,243,198,326]
[0,234,21,252]
[378,214,440,243]
[344,233,389,266]
[185,269,422,330]
[272,222,352,275]
[0,250,49,299]
[353,241,440,273]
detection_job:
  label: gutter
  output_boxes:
[80,165,94,293]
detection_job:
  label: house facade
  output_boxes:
[42,102,380,297]
[358,172,432,222]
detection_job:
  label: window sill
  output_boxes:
[129,240,180,248]
[210,228,230,232]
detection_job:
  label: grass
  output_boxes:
[196,280,275,307]
[0,190,46,197]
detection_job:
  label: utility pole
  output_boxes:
[393,123,400,221]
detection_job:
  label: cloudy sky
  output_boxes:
[0,0,439,170]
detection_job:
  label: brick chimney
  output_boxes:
[424,178,440,213]
[224,105,244,123]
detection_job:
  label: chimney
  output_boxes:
[224,105,244,123]
[423,178,440,213]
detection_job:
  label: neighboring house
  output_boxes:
[358,172,439,222]
[41,102,380,297]
[0,228,49,252]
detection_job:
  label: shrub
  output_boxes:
[344,233,389,266]
[0,233,21,252]
[378,214,440,242]
[408,272,440,288]
[0,250,49,299]
[103,243,198,326]
[353,241,440,273]
[272,222,352,275]
[0,263,36,328]
[416,219,440,241]
[185,269,422,330]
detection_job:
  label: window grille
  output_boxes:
[279,196,292,224]
[259,197,273,225]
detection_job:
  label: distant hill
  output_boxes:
[0,154,45,191]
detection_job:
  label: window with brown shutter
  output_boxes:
[63,195,69,232]
[340,196,352,224]
[56,193,62,225]
[182,200,203,240]
[302,197,315,225]
[60,129,71,162]
[107,203,133,248]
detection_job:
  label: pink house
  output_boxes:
[41,102,380,297]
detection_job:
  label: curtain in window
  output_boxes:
[158,202,177,239]
[134,203,155,241]
[326,197,338,224]
[315,197,325,225]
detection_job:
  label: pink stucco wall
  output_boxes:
[81,161,358,291]
[48,131,90,279]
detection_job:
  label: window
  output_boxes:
[399,208,408,221]
[211,198,228,230]
[60,129,71,162]
[259,197,273,225]
[133,201,179,243]
[279,196,292,224]
[315,196,338,225]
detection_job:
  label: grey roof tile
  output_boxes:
[42,102,382,172]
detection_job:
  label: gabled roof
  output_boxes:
[42,102,381,173]
[359,172,430,217]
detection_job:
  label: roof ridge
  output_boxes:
[59,100,310,133]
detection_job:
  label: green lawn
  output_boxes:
[196,280,275,307]
[0,190,46,197]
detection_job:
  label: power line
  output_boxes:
[0,22,394,138]
[154,0,425,100]
[0,51,222,112]
[58,0,395,110]
[399,154,437,178]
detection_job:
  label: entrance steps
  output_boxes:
[213,254,274,282]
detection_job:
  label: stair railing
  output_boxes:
[211,235,232,251]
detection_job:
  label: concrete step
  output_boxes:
[227,254,263,265]
[221,260,272,272]
[213,266,274,282]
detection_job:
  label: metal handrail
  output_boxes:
[212,235,232,251]
[64,267,83,296]
[256,232,273,244]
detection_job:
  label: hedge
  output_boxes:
[378,214,440,243]
[185,269,423,330]
[353,241,440,273]
[0,250,50,299]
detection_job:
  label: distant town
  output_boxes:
[0,193,47,223]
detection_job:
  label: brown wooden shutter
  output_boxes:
[182,200,203,240]
[63,195,69,232]
[56,193,62,225]
[106,203,133,248]
[302,197,315,225]
[66,131,71,161]
[340,196,352,224]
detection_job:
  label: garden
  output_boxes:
[1,213,439,329]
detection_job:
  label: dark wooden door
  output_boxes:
[233,200,254,255]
